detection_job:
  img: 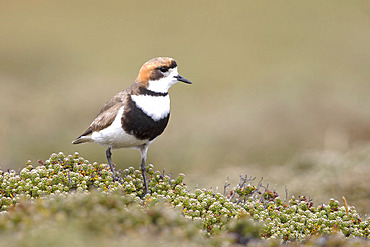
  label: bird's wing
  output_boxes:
[77,91,128,137]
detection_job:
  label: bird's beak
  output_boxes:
[174,75,192,84]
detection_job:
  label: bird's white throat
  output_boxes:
[147,67,179,93]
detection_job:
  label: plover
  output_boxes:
[72,57,191,194]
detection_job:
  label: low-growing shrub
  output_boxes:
[0,152,369,246]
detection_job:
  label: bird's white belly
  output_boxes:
[91,106,148,149]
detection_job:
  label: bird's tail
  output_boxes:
[72,135,92,144]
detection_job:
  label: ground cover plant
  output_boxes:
[0,152,369,246]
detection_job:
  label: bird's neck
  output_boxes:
[138,87,168,97]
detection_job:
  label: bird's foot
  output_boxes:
[112,174,123,184]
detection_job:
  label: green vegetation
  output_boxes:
[0,152,369,246]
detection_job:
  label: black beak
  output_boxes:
[174,75,192,84]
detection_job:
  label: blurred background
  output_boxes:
[1,1,370,213]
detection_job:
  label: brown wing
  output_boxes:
[77,90,128,138]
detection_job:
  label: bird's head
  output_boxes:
[135,57,191,93]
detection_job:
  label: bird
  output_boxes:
[72,57,191,194]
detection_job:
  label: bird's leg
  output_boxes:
[106,147,117,182]
[140,157,149,195]
[139,144,150,195]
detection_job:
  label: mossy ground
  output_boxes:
[0,152,369,246]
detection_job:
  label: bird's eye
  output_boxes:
[159,67,169,73]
